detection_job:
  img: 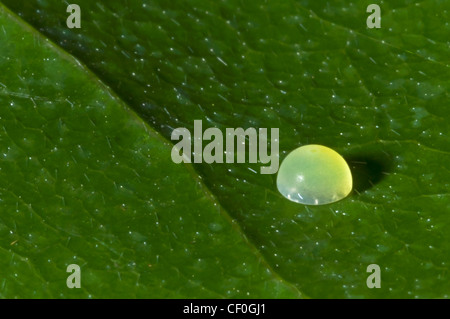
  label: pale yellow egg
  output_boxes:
[277,144,352,205]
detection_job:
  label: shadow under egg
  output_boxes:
[344,152,393,194]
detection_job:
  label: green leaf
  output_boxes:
[0,4,301,298]
[1,0,450,298]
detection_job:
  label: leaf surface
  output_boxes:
[1,0,450,298]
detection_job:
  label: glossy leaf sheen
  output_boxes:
[1,0,449,298]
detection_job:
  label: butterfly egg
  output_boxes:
[276,144,352,205]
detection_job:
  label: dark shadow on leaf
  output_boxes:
[344,152,393,194]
